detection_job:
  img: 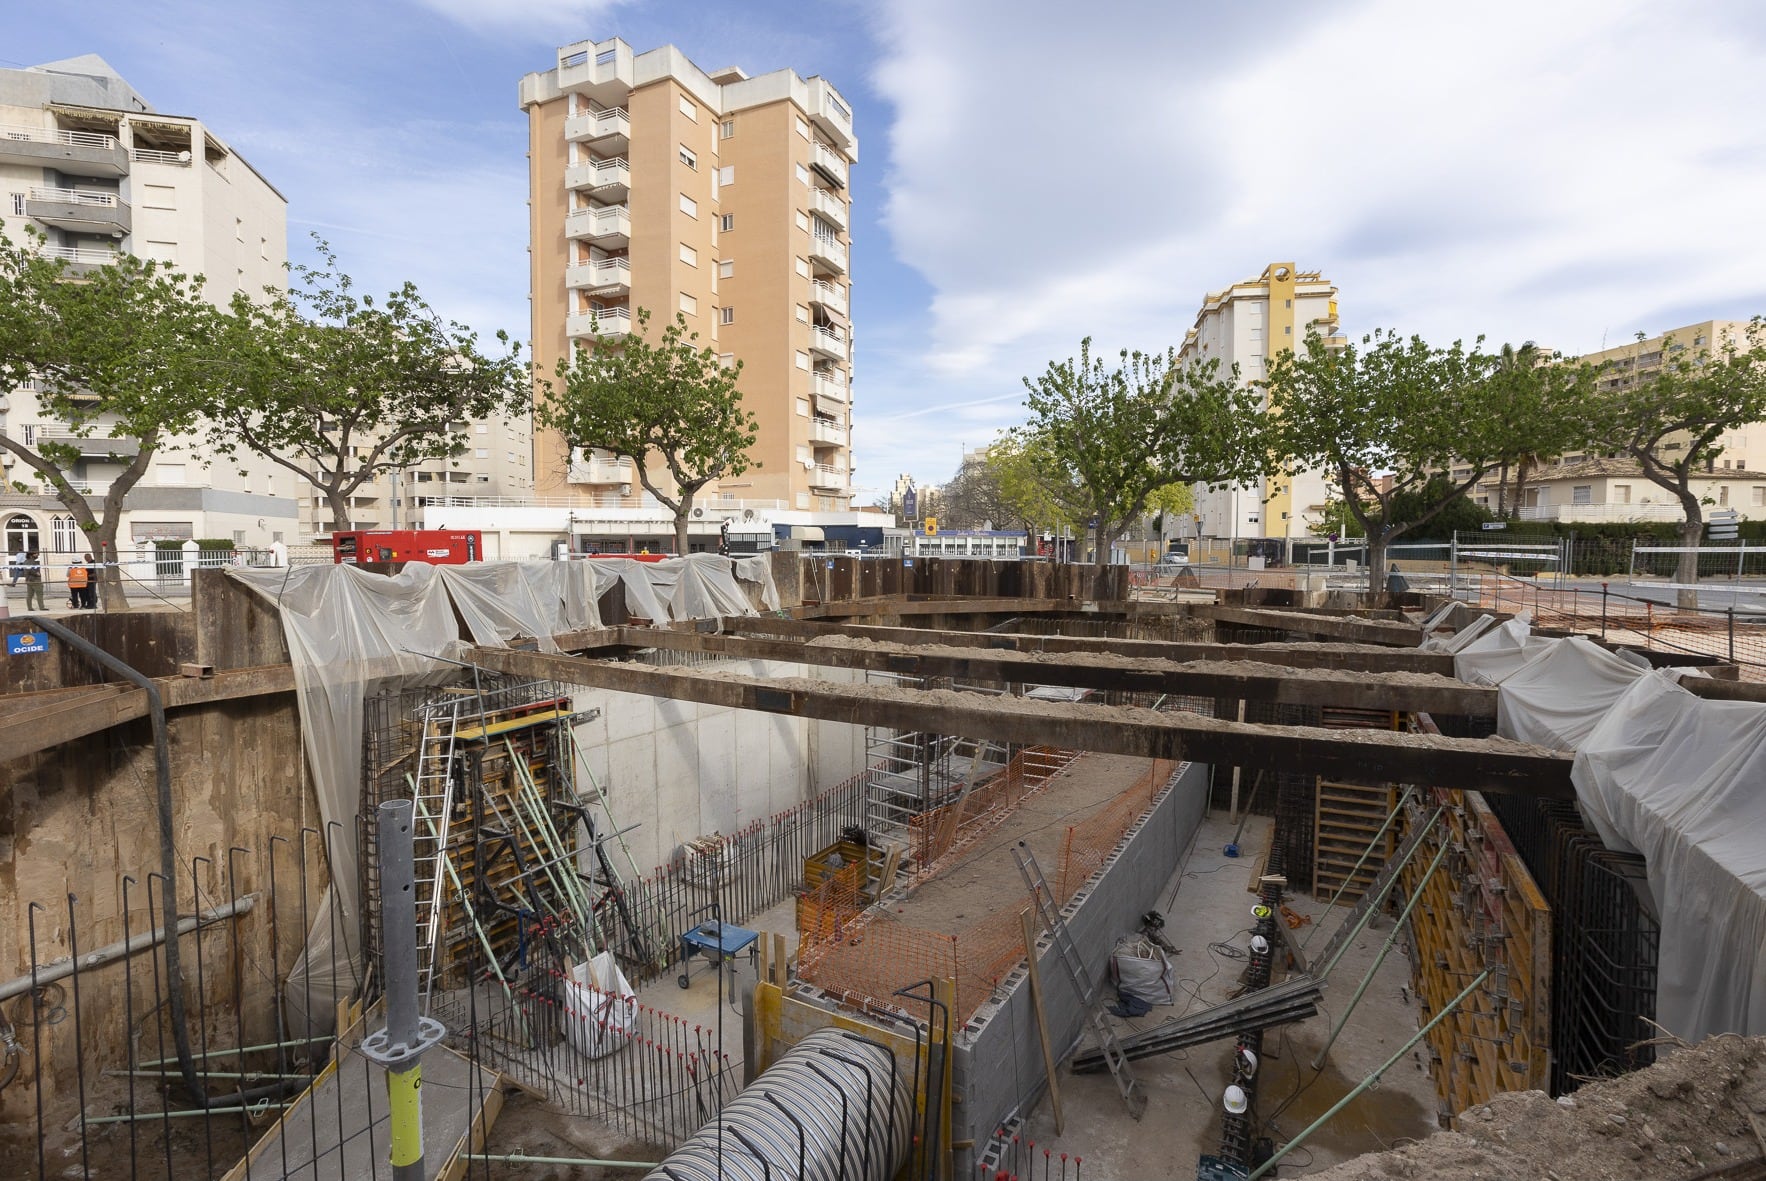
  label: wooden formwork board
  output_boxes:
[1312,780,1397,903]
[1399,786,1551,1124]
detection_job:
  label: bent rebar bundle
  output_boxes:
[644,1026,913,1181]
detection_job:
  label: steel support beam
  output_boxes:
[464,645,1574,797]
[597,625,1497,718]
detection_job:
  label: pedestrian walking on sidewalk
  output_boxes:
[23,550,44,612]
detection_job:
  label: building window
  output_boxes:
[1571,485,1592,505]
[679,193,697,218]
[52,515,77,552]
[475,423,487,434]
[719,305,734,325]
[795,350,810,370]
[796,305,809,323]
[720,119,735,139]
[718,165,734,187]
[795,211,810,232]
[718,259,734,279]
[795,257,810,278]
[795,163,809,185]
[796,445,811,463]
[795,116,810,140]
[679,95,697,121]
[476,448,489,459]
[795,492,810,508]
[680,243,698,267]
[796,398,810,417]
[1754,486,1765,506]
[720,213,734,232]
[1719,485,1730,505]
[20,424,35,446]
[1614,484,1630,504]
[680,293,698,317]
[679,144,697,170]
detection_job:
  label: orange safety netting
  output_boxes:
[800,756,1189,1025]
[905,746,1078,875]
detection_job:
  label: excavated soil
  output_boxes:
[1306,1034,1766,1181]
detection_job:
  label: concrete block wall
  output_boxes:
[949,761,1210,1170]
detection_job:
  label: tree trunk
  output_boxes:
[1495,461,1510,518]
[1675,513,1702,611]
[1512,459,1531,521]
[1367,532,1392,607]
[673,502,692,556]
[325,486,354,533]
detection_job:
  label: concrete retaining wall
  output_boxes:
[949,761,1211,1169]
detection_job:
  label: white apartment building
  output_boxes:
[0,54,295,560]
[1181,263,1344,546]
[296,410,537,539]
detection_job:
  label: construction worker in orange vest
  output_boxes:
[65,556,91,610]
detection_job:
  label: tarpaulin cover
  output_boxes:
[1572,674,1766,1040]
[1447,614,1755,1039]
[228,554,772,1032]
[1496,636,1654,751]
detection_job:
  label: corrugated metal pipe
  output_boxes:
[645,1026,912,1181]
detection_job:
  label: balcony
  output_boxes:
[807,79,855,153]
[0,122,127,176]
[568,455,633,485]
[810,279,847,316]
[32,428,141,460]
[812,370,849,403]
[130,147,191,167]
[565,107,630,151]
[565,156,630,200]
[565,203,631,247]
[566,255,631,294]
[809,141,848,188]
[26,187,130,236]
[810,464,849,491]
[39,244,119,275]
[809,418,847,446]
[808,232,847,275]
[808,186,847,230]
[809,324,848,360]
[566,306,632,340]
[555,40,634,106]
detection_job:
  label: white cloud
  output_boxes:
[862,0,1766,483]
[407,0,632,35]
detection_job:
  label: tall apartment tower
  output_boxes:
[0,55,294,557]
[519,39,857,524]
[1181,263,1344,545]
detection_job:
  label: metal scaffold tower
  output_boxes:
[861,669,1009,846]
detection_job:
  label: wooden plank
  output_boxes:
[1197,605,1424,647]
[1021,908,1064,1137]
[465,645,1575,798]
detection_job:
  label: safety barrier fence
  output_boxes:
[595,769,869,983]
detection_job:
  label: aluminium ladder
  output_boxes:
[1013,841,1147,1119]
[411,694,471,1000]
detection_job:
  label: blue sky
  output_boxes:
[10,0,1766,502]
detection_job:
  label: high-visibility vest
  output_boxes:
[66,564,90,589]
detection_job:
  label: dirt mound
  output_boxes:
[1304,1034,1766,1180]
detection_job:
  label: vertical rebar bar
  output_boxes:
[191,855,215,1179]
[67,894,91,1180]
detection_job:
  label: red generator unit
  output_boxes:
[332,529,483,565]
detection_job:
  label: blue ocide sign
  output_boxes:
[8,631,49,655]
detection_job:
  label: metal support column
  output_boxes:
[362,800,445,1181]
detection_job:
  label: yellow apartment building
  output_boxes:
[518,39,857,535]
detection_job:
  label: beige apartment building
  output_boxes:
[1181,263,1344,544]
[0,54,294,567]
[1472,320,1766,522]
[519,39,857,529]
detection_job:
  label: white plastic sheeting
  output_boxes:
[228,554,776,1033]
[1572,674,1766,1040]
[1444,613,1759,1039]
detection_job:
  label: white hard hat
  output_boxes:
[1223,1084,1249,1114]
[1237,1047,1260,1078]
[1249,934,1270,955]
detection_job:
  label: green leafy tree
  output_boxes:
[1587,319,1766,608]
[540,308,759,554]
[1017,339,1264,563]
[0,223,227,608]
[982,434,1084,541]
[1265,330,1582,598]
[207,238,526,533]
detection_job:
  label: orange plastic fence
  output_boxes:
[800,756,1188,1024]
[906,745,1078,874]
